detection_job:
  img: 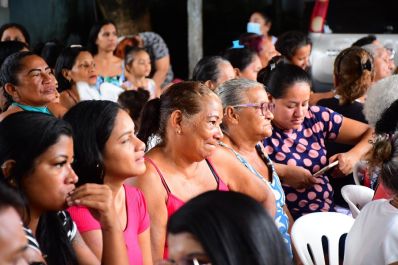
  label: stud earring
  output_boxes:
[176,129,181,134]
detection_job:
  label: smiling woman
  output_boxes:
[0,51,65,121]
[134,81,276,263]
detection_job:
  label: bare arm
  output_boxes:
[211,147,276,217]
[72,231,101,265]
[330,117,373,175]
[138,229,153,265]
[135,160,168,263]
[152,56,170,89]
[79,230,103,260]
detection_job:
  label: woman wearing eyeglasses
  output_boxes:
[134,81,276,263]
[261,63,373,220]
[54,46,98,109]
[217,79,293,259]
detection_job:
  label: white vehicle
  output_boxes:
[308,0,398,92]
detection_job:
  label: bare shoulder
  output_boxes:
[135,148,166,196]
[0,106,23,121]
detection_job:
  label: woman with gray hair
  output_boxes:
[344,95,398,265]
[362,75,398,200]
[217,78,294,259]
[362,43,394,81]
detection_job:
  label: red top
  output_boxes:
[145,157,229,258]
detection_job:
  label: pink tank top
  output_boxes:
[145,157,229,258]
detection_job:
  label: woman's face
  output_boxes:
[213,62,235,88]
[271,81,310,130]
[1,27,27,44]
[68,51,97,85]
[290,44,311,71]
[0,208,28,265]
[238,55,262,81]
[249,12,270,35]
[102,110,146,180]
[22,135,78,212]
[167,232,210,265]
[126,50,151,78]
[96,23,118,53]
[374,48,393,81]
[258,38,279,67]
[234,86,274,139]
[9,55,58,106]
[179,94,223,160]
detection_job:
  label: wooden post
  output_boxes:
[187,0,203,78]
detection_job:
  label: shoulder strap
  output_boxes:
[145,157,171,194]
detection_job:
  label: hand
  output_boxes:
[329,152,359,177]
[67,184,117,230]
[281,165,321,189]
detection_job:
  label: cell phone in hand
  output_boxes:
[313,161,339,177]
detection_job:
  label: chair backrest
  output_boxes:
[341,184,375,218]
[353,160,367,185]
[291,212,354,265]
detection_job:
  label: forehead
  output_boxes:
[279,81,310,99]
[197,93,222,113]
[19,55,48,71]
[244,86,268,101]
[75,51,93,61]
[134,50,149,59]
[100,23,116,32]
[294,44,311,56]
[111,110,134,135]
[250,12,266,23]
[3,27,23,35]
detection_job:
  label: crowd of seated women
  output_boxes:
[0,13,397,265]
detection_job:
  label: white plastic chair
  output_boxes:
[352,160,368,185]
[341,184,375,218]
[291,212,354,265]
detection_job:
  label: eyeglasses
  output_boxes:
[385,47,395,60]
[232,102,275,116]
[159,256,211,265]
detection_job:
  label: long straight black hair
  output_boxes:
[0,112,77,265]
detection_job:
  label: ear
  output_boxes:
[234,68,241,77]
[267,93,274,102]
[170,109,183,134]
[4,83,18,100]
[1,160,17,188]
[61,69,71,81]
[224,106,240,125]
[204,80,214,90]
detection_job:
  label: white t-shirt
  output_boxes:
[344,199,398,265]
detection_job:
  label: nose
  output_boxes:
[294,105,306,118]
[265,109,274,120]
[42,71,55,83]
[134,135,146,152]
[66,164,79,184]
[214,125,223,141]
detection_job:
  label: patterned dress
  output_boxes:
[263,106,343,219]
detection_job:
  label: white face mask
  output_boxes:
[247,22,262,35]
